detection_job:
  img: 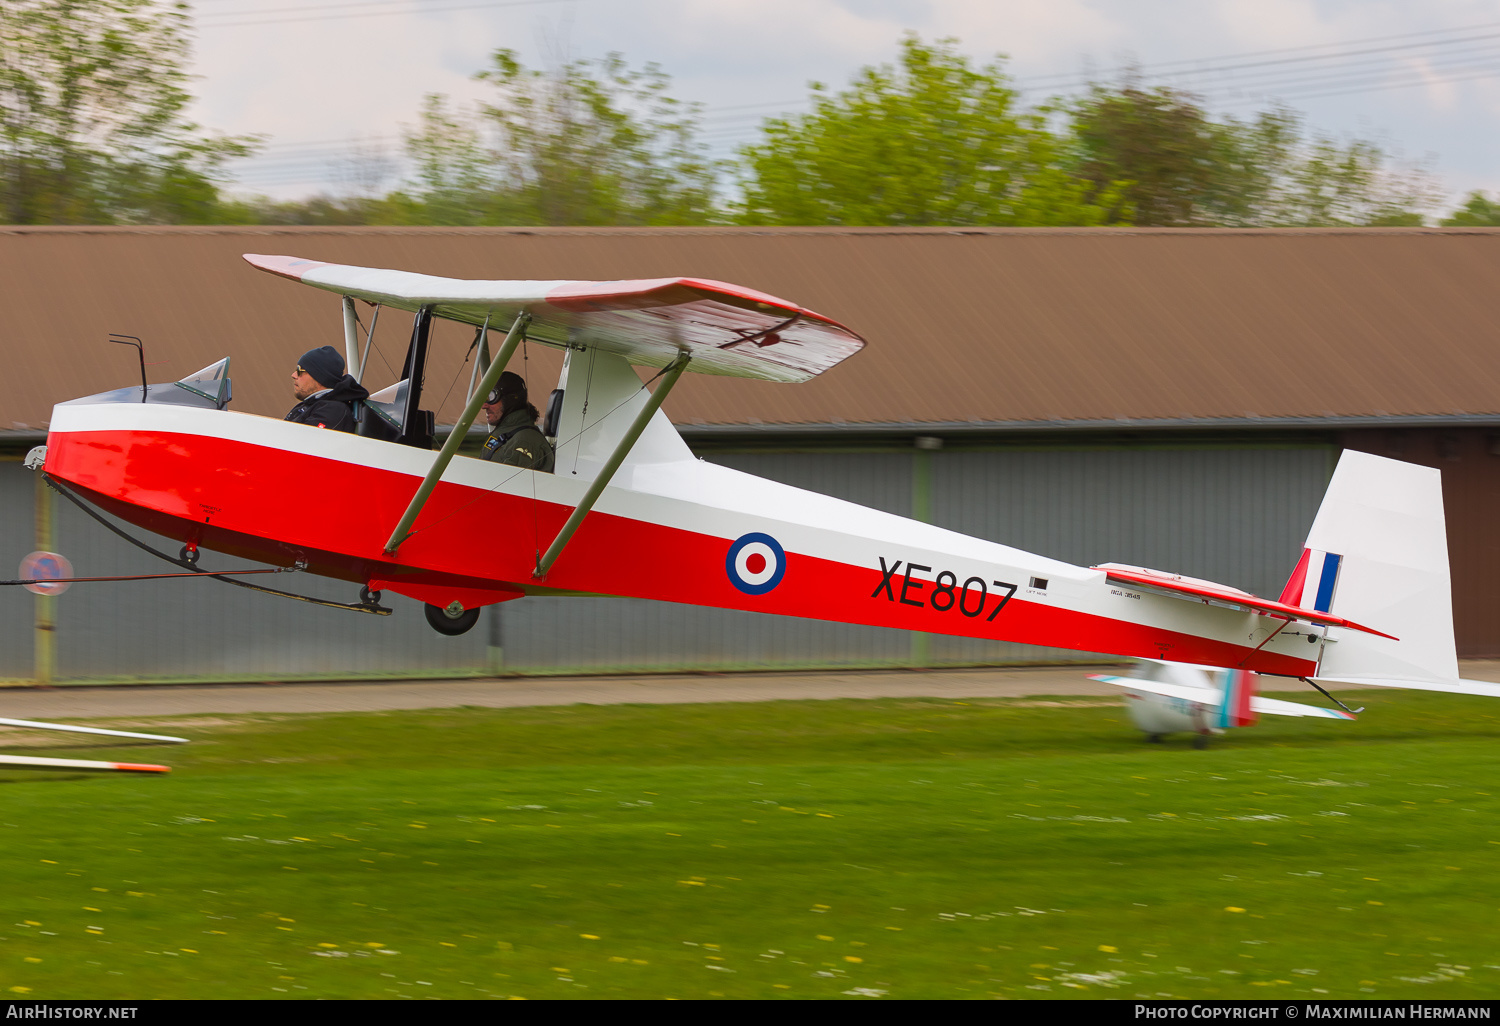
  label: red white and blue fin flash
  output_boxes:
[1279,548,1343,613]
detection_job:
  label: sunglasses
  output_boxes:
[294,366,309,376]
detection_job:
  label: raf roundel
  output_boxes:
[726,533,786,595]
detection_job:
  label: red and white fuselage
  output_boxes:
[42,346,1325,677]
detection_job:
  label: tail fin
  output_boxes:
[1291,450,1457,684]
[1216,669,1259,728]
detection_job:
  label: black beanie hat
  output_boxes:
[486,371,528,406]
[298,346,346,388]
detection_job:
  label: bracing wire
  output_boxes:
[572,346,596,477]
[43,476,391,615]
[433,328,475,421]
[353,305,396,380]
[522,332,541,561]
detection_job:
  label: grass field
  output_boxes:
[2,689,1499,1000]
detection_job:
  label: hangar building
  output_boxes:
[1,225,1497,684]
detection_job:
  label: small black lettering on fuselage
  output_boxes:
[870,559,1018,621]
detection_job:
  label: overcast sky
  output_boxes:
[188,0,1500,213]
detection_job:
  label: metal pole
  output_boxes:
[341,296,360,378]
[464,312,493,404]
[533,353,691,580]
[383,311,531,556]
[911,444,933,668]
[356,305,380,385]
[478,320,493,376]
[33,473,54,686]
[487,602,503,675]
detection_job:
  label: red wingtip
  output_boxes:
[243,253,332,282]
[113,762,171,774]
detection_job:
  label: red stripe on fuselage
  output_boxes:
[44,427,1317,676]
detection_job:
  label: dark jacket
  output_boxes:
[285,376,369,433]
[482,406,554,472]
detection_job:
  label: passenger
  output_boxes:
[286,346,369,433]
[481,371,554,472]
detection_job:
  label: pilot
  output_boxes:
[481,371,554,472]
[286,346,369,433]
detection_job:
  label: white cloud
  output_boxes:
[185,0,1500,205]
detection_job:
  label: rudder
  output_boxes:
[1288,450,1457,683]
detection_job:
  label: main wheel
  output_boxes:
[424,601,480,636]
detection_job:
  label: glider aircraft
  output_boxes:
[1091,661,1357,748]
[18,253,1500,755]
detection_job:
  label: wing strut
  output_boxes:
[384,311,531,556]
[341,296,361,380]
[532,352,691,581]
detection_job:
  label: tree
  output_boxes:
[1066,84,1437,227]
[1067,84,1220,226]
[1439,191,1500,226]
[735,35,1123,227]
[398,50,718,226]
[0,0,256,224]
[401,92,504,225]
[1277,132,1435,226]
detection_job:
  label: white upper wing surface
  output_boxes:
[244,253,866,384]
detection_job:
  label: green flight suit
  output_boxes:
[481,407,555,472]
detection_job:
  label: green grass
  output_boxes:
[2,690,1500,999]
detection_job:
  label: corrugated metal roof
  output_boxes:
[3,225,1498,431]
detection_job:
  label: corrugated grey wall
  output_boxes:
[0,444,1334,682]
[926,446,1335,664]
[0,463,34,679]
[496,445,1335,673]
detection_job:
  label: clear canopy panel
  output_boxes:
[60,356,233,411]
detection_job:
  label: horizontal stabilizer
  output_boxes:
[1091,674,1356,720]
[1095,564,1397,639]
[244,254,865,383]
[1310,676,1500,699]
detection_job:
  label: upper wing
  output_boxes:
[1091,674,1356,719]
[244,253,866,384]
[1094,563,1397,640]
